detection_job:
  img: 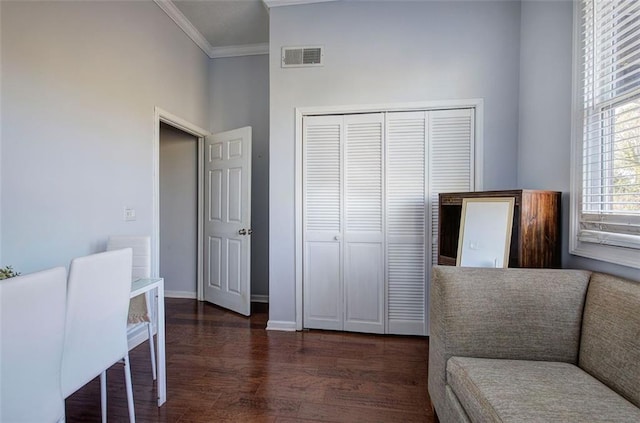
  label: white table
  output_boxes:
[130,278,166,407]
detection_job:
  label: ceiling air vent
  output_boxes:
[282,46,324,68]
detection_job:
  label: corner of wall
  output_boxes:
[0,0,4,265]
[207,58,213,134]
[515,0,525,188]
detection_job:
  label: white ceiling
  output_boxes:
[172,0,269,49]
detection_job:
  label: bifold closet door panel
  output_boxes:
[303,115,344,330]
[385,111,428,335]
[303,242,342,330]
[343,113,385,334]
[429,108,475,266]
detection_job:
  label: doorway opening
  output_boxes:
[153,107,208,300]
[153,108,254,315]
[159,122,199,298]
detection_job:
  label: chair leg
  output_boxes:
[100,371,107,423]
[147,322,157,381]
[123,354,136,423]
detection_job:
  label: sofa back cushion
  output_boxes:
[580,273,640,408]
[431,267,592,363]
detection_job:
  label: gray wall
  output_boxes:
[518,0,638,281]
[1,1,209,273]
[269,1,522,325]
[209,55,270,298]
[159,123,198,295]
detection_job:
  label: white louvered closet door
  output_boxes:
[303,108,475,336]
[386,111,427,335]
[303,115,344,330]
[429,109,475,267]
[343,113,385,334]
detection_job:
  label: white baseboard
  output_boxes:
[165,291,267,302]
[127,324,154,350]
[266,320,297,331]
[251,294,269,303]
[165,290,197,299]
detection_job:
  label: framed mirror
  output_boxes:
[456,197,515,268]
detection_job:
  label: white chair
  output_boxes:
[61,249,135,423]
[0,267,67,423]
[106,235,156,381]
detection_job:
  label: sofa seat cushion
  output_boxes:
[447,357,640,423]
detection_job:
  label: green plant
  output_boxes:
[0,266,20,280]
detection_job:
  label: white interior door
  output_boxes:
[204,127,252,316]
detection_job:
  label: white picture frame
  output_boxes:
[456,197,515,268]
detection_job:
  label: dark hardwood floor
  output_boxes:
[65,299,434,422]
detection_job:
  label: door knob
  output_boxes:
[247,229,253,235]
[238,229,247,235]
[334,235,341,241]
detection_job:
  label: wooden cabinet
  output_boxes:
[438,190,561,268]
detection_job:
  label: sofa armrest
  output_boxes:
[427,266,591,422]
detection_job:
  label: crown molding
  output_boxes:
[154,0,215,57]
[211,43,269,58]
[263,0,337,8]
[155,0,270,59]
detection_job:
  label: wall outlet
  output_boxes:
[123,207,136,222]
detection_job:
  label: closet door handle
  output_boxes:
[238,229,247,235]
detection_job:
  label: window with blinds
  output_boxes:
[573,0,640,266]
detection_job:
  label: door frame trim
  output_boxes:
[294,99,484,332]
[153,107,209,301]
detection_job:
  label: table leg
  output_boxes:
[156,280,166,406]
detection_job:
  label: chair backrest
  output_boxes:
[0,267,67,423]
[61,248,132,398]
[107,236,151,279]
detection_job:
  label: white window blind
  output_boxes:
[576,0,640,255]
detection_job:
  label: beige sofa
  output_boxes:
[428,266,640,423]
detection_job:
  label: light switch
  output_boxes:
[124,207,136,222]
